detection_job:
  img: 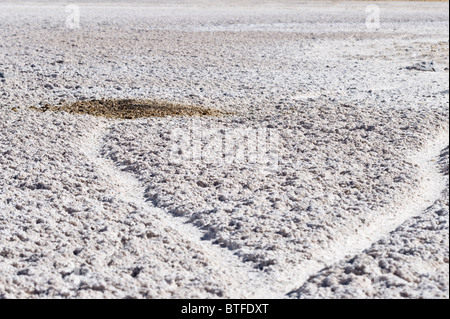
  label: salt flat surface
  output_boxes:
[0,1,449,298]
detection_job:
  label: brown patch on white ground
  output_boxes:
[0,1,449,298]
[33,99,227,119]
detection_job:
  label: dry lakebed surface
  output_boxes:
[0,0,449,299]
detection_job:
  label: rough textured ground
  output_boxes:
[289,147,449,299]
[0,1,449,299]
